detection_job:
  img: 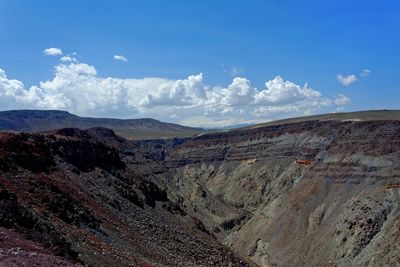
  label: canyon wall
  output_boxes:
[135,120,400,266]
[1,119,399,266]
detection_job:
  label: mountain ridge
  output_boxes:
[0,109,205,140]
[2,109,400,140]
[236,109,400,131]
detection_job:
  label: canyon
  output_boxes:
[1,111,400,266]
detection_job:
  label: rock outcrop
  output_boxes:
[0,129,251,267]
[134,120,400,266]
[1,118,400,266]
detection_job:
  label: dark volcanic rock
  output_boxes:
[0,129,252,267]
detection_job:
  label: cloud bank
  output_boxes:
[0,58,350,127]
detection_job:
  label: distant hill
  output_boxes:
[237,110,400,131]
[0,110,205,140]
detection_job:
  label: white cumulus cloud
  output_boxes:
[255,76,322,105]
[113,55,128,62]
[0,59,351,127]
[43,48,63,56]
[337,74,358,86]
[139,73,206,108]
[334,94,351,106]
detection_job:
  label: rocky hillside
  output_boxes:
[135,119,400,266]
[0,128,250,267]
[1,112,399,266]
[0,110,205,140]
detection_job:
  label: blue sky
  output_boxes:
[0,0,399,127]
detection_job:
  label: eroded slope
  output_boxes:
[135,120,400,266]
[0,129,251,267]
[1,118,399,266]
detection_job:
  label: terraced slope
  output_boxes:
[135,120,400,266]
